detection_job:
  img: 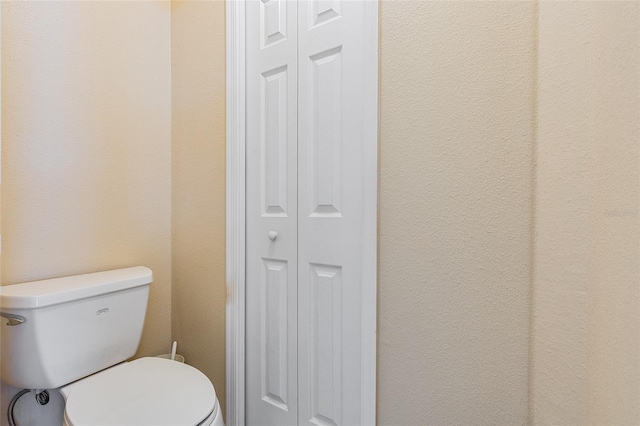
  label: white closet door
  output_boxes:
[245,0,299,424]
[297,1,378,425]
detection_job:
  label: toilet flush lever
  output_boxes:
[268,231,278,241]
[0,312,26,326]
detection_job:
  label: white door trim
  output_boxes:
[359,5,379,423]
[226,0,246,425]
[226,1,378,424]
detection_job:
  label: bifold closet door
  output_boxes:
[246,0,377,424]
[245,0,298,424]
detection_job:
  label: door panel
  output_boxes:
[307,263,343,425]
[261,258,290,409]
[307,46,343,217]
[297,1,375,425]
[246,0,298,424]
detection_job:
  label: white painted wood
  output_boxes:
[297,1,378,425]
[245,0,299,424]
[226,1,247,425]
[359,3,379,424]
[239,1,378,424]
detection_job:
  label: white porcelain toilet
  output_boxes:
[0,267,224,426]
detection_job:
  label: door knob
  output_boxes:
[268,231,278,241]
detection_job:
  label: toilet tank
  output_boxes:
[0,267,152,390]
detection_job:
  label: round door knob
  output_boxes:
[268,231,278,241]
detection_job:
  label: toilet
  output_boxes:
[0,267,224,426]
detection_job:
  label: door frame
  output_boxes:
[225,1,378,424]
[226,0,246,424]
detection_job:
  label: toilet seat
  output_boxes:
[62,357,217,426]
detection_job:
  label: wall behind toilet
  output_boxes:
[0,1,172,424]
[171,0,227,416]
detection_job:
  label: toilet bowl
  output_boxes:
[60,358,223,426]
[0,267,224,426]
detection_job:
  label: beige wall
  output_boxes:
[533,4,589,423]
[171,0,227,415]
[1,1,171,423]
[378,2,536,424]
[533,2,640,425]
[585,5,640,422]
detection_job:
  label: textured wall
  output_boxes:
[171,0,227,416]
[585,5,640,422]
[533,2,640,424]
[378,2,536,424]
[533,4,589,423]
[1,1,171,424]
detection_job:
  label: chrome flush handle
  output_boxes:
[0,312,26,326]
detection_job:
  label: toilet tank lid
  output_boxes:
[0,267,152,310]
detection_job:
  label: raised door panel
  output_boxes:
[261,259,290,409]
[307,47,343,217]
[246,1,298,425]
[261,66,289,217]
[308,264,343,426]
[308,0,342,28]
[261,0,288,48]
